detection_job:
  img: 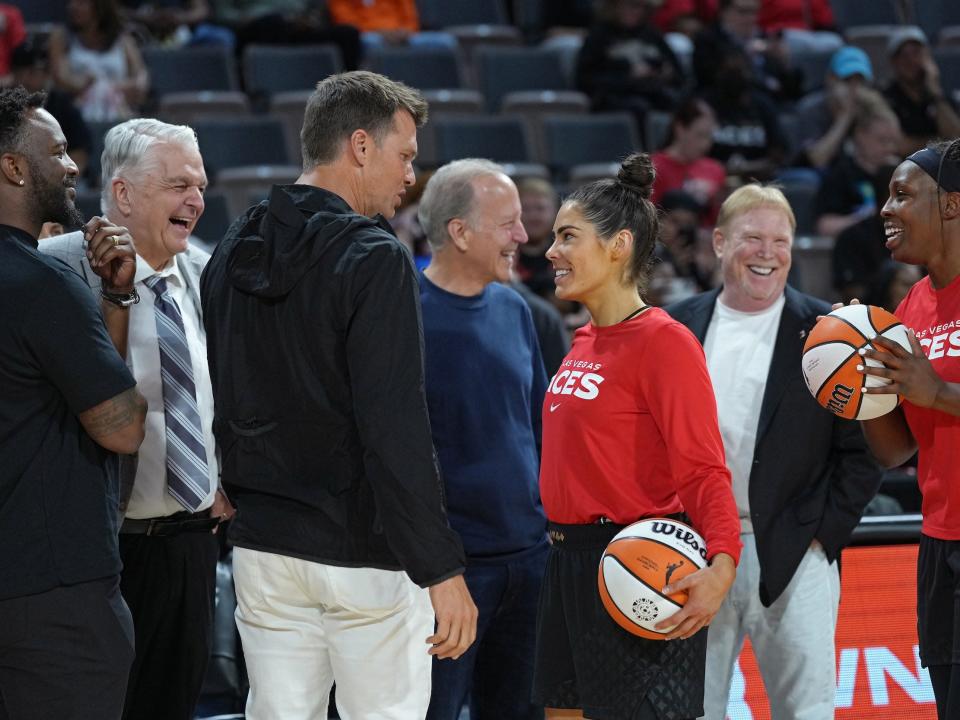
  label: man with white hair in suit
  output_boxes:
[42,117,234,720]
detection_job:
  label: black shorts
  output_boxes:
[532,521,705,720]
[917,534,960,666]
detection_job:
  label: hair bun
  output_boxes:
[617,153,655,200]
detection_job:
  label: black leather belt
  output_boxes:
[120,511,219,536]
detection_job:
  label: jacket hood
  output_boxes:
[226,184,385,298]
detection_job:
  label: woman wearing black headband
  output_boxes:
[856,139,960,720]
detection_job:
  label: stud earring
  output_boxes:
[18,179,24,186]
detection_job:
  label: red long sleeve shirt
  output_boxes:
[539,308,741,564]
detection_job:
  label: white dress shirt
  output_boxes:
[703,294,784,534]
[125,253,218,519]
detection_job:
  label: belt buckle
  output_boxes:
[145,518,164,536]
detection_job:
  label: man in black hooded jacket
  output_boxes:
[200,70,476,719]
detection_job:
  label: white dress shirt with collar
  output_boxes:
[126,253,218,519]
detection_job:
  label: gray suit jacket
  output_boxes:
[39,231,211,513]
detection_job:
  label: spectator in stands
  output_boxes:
[0,4,24,86]
[703,48,787,182]
[866,260,924,314]
[42,117,231,720]
[48,0,148,123]
[830,162,895,303]
[659,189,719,291]
[815,103,901,238]
[651,0,718,37]
[0,86,145,720]
[516,176,560,301]
[693,0,803,103]
[121,0,234,48]
[210,0,361,70]
[792,45,875,171]
[417,159,548,720]
[652,96,726,225]
[576,0,685,117]
[11,39,92,179]
[884,27,960,158]
[756,0,841,54]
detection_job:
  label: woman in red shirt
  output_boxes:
[533,152,740,720]
[651,97,727,225]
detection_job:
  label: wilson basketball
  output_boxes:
[802,304,912,421]
[598,518,708,640]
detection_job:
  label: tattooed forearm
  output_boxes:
[78,386,147,452]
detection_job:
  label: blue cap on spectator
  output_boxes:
[830,46,874,82]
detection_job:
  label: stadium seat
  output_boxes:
[191,118,291,178]
[422,89,486,115]
[417,0,508,29]
[15,0,66,23]
[933,47,960,94]
[192,192,233,248]
[791,47,836,93]
[501,90,590,161]
[366,46,465,89]
[780,179,821,236]
[269,91,311,168]
[474,46,571,111]
[84,119,122,188]
[644,111,672,152]
[243,44,342,107]
[157,91,250,126]
[831,0,903,30]
[143,47,239,99]
[430,115,532,165]
[938,26,960,47]
[541,113,641,176]
[215,165,301,219]
[447,24,524,67]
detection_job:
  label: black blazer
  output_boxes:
[666,286,882,606]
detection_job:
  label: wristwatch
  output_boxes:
[100,286,140,307]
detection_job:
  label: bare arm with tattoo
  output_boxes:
[78,386,147,454]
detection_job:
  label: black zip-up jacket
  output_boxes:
[200,184,465,587]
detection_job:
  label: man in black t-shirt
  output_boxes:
[0,87,146,720]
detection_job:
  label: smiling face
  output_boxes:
[23,108,82,229]
[715,205,793,312]
[881,159,943,266]
[363,109,417,219]
[113,140,206,267]
[461,173,528,286]
[547,202,624,305]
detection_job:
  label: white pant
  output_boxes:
[233,547,434,720]
[702,533,841,720]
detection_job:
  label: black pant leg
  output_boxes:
[120,531,219,720]
[0,576,134,720]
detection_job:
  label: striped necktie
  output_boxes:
[144,275,210,511]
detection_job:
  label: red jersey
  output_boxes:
[539,308,741,563]
[757,0,835,32]
[896,274,960,539]
[651,151,727,225]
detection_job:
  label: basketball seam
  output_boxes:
[602,554,687,608]
[607,536,706,566]
[813,346,859,399]
[865,309,901,337]
[804,339,861,353]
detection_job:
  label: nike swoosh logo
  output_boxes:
[549,402,562,412]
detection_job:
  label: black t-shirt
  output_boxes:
[0,225,135,600]
[815,152,880,218]
[884,81,956,141]
[706,89,786,163]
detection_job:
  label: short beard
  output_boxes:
[27,155,84,231]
